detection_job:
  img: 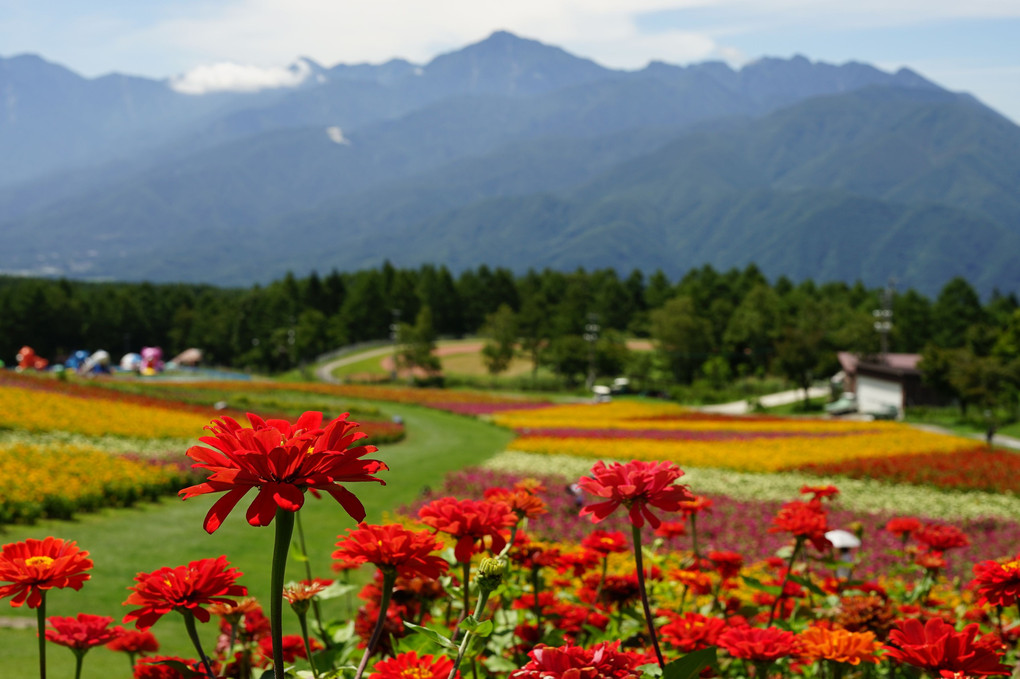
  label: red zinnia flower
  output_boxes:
[972,559,1020,608]
[769,500,829,550]
[179,412,387,533]
[510,641,642,679]
[580,530,629,558]
[678,495,713,517]
[708,551,744,580]
[369,650,458,679]
[884,617,1010,676]
[660,612,727,652]
[915,524,970,552]
[654,521,687,539]
[45,613,119,650]
[134,656,212,678]
[718,625,800,662]
[333,523,449,579]
[885,517,922,538]
[800,485,839,501]
[577,460,694,529]
[106,626,160,654]
[123,556,247,629]
[417,497,517,563]
[0,537,93,608]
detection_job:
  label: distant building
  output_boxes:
[835,352,949,417]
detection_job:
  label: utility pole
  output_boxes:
[872,280,895,357]
[389,309,401,380]
[584,313,600,391]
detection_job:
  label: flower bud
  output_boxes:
[476,557,506,593]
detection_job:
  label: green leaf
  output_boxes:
[403,621,456,649]
[473,619,494,637]
[458,615,481,632]
[740,575,782,596]
[662,647,718,679]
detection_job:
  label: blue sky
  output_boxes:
[2,0,1018,123]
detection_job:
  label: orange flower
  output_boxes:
[179,412,387,533]
[123,556,247,629]
[799,625,880,665]
[484,486,547,520]
[334,523,450,578]
[0,537,92,608]
[578,460,694,529]
[283,579,332,604]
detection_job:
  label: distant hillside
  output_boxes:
[1,31,1017,295]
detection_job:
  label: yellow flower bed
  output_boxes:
[493,401,891,433]
[509,428,975,472]
[0,441,186,524]
[0,384,212,439]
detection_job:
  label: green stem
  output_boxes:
[529,565,542,630]
[462,560,471,624]
[449,586,492,679]
[768,537,803,627]
[36,593,46,679]
[73,650,84,679]
[271,509,297,679]
[296,610,320,679]
[354,569,397,679]
[631,523,665,669]
[689,513,701,566]
[182,611,216,678]
[294,512,330,648]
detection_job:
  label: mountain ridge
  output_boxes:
[0,31,1016,296]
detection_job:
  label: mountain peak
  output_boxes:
[423,30,610,96]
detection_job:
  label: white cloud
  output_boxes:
[169,58,312,94]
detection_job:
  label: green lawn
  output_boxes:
[0,403,515,677]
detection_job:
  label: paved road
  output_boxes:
[315,346,394,384]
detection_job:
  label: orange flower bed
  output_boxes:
[0,442,186,524]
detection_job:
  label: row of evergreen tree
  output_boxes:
[1,263,1016,395]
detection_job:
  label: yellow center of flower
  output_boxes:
[400,669,431,679]
[25,556,54,568]
[1004,559,1020,572]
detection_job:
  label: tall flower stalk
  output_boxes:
[576,459,695,670]
[270,509,296,679]
[0,537,93,679]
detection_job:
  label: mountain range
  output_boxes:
[1,30,1018,295]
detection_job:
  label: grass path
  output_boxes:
[0,403,514,677]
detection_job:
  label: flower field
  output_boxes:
[0,441,187,524]
[495,400,979,472]
[0,383,214,439]
[8,379,1020,678]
